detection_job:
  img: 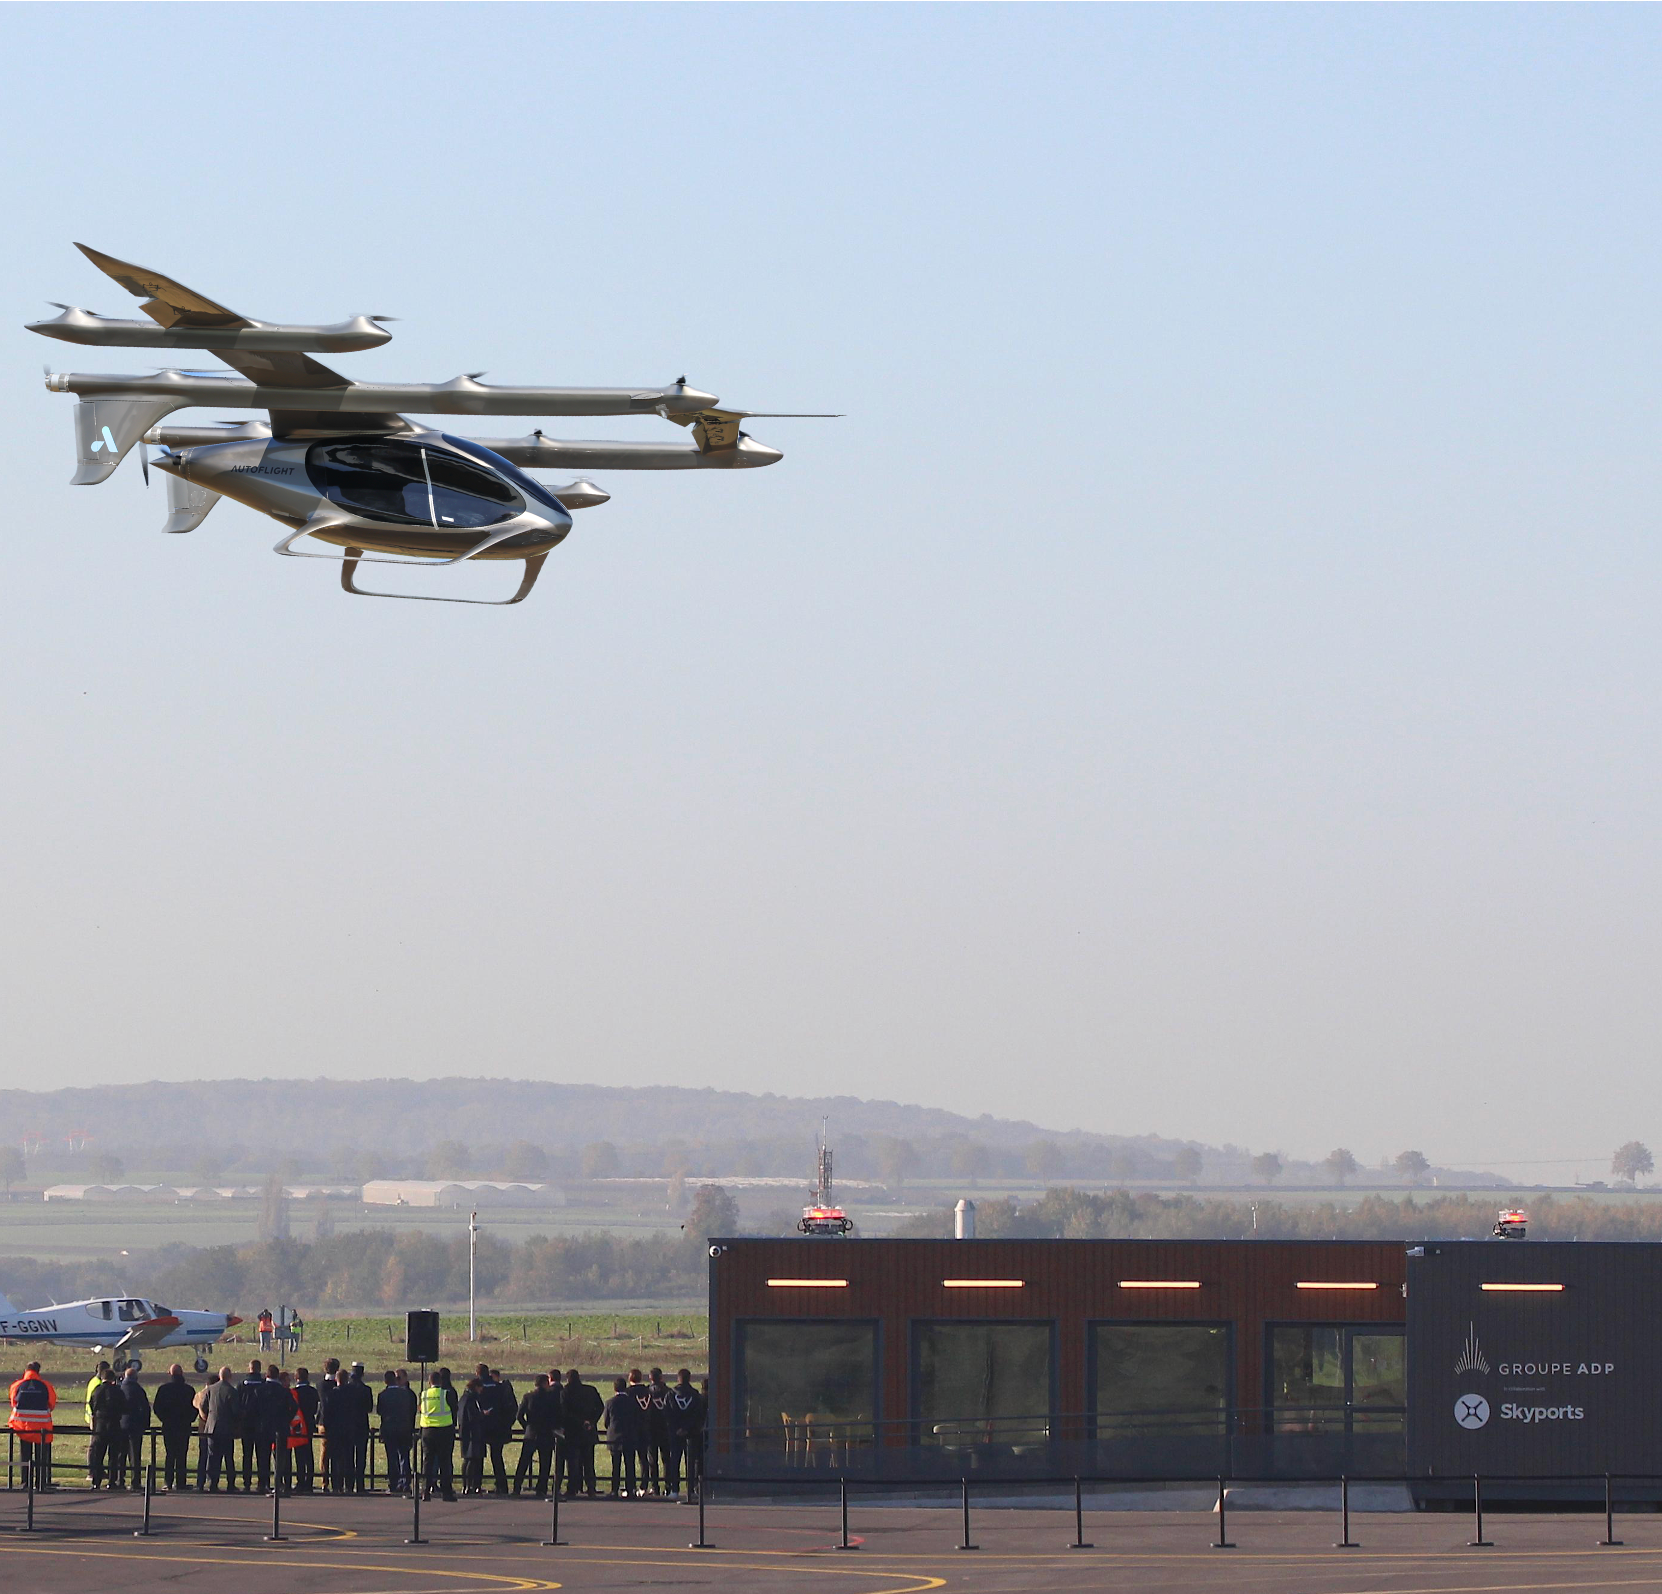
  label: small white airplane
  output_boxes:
[0,1292,241,1373]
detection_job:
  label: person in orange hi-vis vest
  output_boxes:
[277,1369,308,1498]
[9,1361,57,1492]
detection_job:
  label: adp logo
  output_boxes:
[1454,1394,1490,1431]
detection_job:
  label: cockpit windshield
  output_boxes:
[441,435,570,517]
[306,439,524,529]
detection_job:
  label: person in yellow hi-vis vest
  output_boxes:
[417,1369,457,1502]
[84,1360,111,1434]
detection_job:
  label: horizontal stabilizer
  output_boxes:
[72,396,185,484]
[668,408,840,453]
[162,469,221,534]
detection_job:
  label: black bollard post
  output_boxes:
[1069,1475,1093,1549]
[406,1433,427,1546]
[264,1470,285,1541]
[835,1475,858,1550]
[1599,1472,1623,1547]
[135,1462,153,1537]
[688,1477,712,1549]
[1214,1476,1235,1549]
[1469,1473,1492,1547]
[1335,1474,1357,1548]
[541,1479,565,1547]
[6,1428,12,1492]
[957,1478,979,1551]
[24,1444,34,1532]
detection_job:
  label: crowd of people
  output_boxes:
[6,1359,708,1503]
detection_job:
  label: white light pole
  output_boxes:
[468,1210,479,1342]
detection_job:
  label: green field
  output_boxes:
[6,1312,708,1386]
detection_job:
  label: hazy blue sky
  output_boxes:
[3,4,1660,1178]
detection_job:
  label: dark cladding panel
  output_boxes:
[1408,1242,1660,1478]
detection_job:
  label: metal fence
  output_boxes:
[707,1405,1409,1482]
[2,1435,1659,1559]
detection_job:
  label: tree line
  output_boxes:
[894,1187,1662,1241]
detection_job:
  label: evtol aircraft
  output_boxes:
[31,244,833,604]
[0,1291,240,1374]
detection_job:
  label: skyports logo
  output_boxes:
[1455,1393,1586,1430]
[1454,1394,1490,1430]
[1501,1404,1585,1424]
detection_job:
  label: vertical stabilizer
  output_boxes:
[70,396,183,484]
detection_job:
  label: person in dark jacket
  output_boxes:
[646,1368,672,1497]
[377,1370,418,1495]
[456,1378,488,1497]
[236,1360,270,1493]
[316,1368,346,1494]
[151,1365,197,1492]
[512,1373,561,1498]
[316,1357,341,1491]
[198,1367,239,1492]
[118,1368,150,1491]
[664,1369,706,1499]
[470,1363,507,1494]
[625,1370,654,1496]
[603,1377,645,1498]
[291,1369,319,1493]
[342,1364,373,1493]
[491,1368,516,1495]
[560,1370,603,1499]
[262,1367,296,1495]
[87,1371,126,1490]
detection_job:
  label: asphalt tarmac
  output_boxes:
[0,1490,1658,1593]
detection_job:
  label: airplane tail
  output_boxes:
[0,1290,15,1315]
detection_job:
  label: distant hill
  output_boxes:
[0,1077,1160,1161]
[0,1079,1505,1189]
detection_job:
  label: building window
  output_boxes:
[735,1321,878,1454]
[1268,1324,1405,1435]
[1092,1323,1230,1438]
[914,1321,1052,1447]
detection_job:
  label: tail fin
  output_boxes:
[160,467,220,533]
[0,1290,16,1316]
[71,396,183,484]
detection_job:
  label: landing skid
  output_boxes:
[340,547,548,605]
[273,517,548,605]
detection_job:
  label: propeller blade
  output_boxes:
[140,439,149,487]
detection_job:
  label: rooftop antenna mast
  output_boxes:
[799,1118,853,1237]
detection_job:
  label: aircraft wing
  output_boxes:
[76,243,350,391]
[111,1315,182,1352]
[266,409,410,438]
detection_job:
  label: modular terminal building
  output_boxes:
[705,1237,1658,1503]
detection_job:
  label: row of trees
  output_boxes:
[898,1187,1662,1242]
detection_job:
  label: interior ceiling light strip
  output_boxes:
[1295,1281,1379,1291]
[766,1278,849,1288]
[942,1279,1025,1289]
[1118,1280,1203,1289]
[1479,1282,1565,1292]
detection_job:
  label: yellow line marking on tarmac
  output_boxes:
[520,1551,943,1592]
[0,1542,559,1590]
